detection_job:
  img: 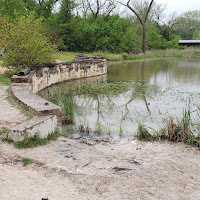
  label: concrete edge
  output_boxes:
[9,58,107,141]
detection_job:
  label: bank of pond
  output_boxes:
[39,59,200,147]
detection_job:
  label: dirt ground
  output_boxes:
[1,137,200,200]
[1,66,200,200]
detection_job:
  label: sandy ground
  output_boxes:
[1,66,200,200]
[1,138,200,200]
[0,85,27,129]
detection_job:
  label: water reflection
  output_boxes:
[109,59,200,90]
[39,59,200,140]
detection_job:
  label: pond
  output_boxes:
[39,59,200,141]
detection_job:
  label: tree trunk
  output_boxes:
[142,24,146,54]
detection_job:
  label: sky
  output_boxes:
[156,0,200,15]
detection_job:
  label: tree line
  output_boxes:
[1,0,200,56]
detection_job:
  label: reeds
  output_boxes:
[49,88,74,124]
[137,105,200,148]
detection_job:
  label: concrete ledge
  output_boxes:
[10,56,107,141]
[9,115,57,142]
[11,85,62,126]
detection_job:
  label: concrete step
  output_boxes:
[9,115,57,142]
[11,85,61,119]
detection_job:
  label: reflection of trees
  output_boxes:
[72,64,155,135]
[141,62,151,115]
[123,62,151,121]
[40,71,157,135]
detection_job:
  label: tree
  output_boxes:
[78,0,116,20]
[173,11,200,40]
[156,12,178,41]
[119,0,154,54]
[0,0,27,19]
[0,14,57,69]
[58,0,76,23]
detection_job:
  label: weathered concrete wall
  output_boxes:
[10,56,107,141]
[10,115,57,142]
[30,58,107,93]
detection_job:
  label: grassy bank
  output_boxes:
[55,48,200,62]
[0,74,11,85]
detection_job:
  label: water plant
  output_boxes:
[79,124,90,134]
[49,88,74,124]
[137,124,153,141]
[61,88,74,123]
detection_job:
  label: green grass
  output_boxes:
[0,74,11,85]
[22,157,33,166]
[14,128,60,149]
[54,51,124,61]
[55,48,200,62]
[137,124,162,141]
[0,129,13,143]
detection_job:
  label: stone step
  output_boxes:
[9,115,57,142]
[11,85,61,121]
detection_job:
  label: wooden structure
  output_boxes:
[179,40,200,46]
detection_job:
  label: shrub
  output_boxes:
[0,13,57,69]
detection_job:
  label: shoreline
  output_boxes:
[1,59,200,199]
[1,136,200,199]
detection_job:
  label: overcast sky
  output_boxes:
[155,0,200,15]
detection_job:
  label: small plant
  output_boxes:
[1,129,13,143]
[137,124,162,141]
[46,128,60,141]
[119,124,123,136]
[15,128,60,149]
[22,157,33,166]
[122,52,129,60]
[137,124,151,141]
[15,132,46,149]
[167,118,200,147]
[79,124,90,134]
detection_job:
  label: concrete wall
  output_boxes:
[30,58,107,93]
[10,56,107,141]
[10,115,57,142]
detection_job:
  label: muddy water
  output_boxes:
[39,59,200,140]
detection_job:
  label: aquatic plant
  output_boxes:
[49,88,74,123]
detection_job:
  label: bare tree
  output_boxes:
[78,0,116,20]
[157,12,178,40]
[119,0,154,54]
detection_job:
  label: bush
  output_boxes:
[0,13,57,69]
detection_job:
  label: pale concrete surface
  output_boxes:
[10,115,57,141]
[0,85,27,129]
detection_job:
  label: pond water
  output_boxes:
[39,59,200,140]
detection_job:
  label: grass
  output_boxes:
[0,129,13,143]
[0,74,11,85]
[54,51,122,61]
[137,124,163,141]
[137,105,200,148]
[22,157,33,166]
[55,48,200,62]
[49,88,74,124]
[14,128,60,149]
